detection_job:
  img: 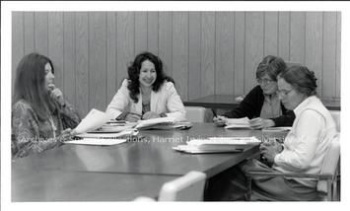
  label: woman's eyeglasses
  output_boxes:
[257,78,274,85]
[277,89,293,96]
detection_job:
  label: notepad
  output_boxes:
[173,136,261,154]
[224,117,251,129]
[66,138,128,146]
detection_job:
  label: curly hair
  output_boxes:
[13,53,59,120]
[256,55,287,81]
[279,65,318,96]
[127,51,174,103]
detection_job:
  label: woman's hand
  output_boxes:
[249,118,275,129]
[213,115,227,127]
[49,84,65,106]
[142,111,160,120]
[125,113,142,122]
[259,141,283,165]
[59,128,74,143]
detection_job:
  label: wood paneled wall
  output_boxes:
[12,11,341,116]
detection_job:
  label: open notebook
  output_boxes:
[173,136,261,154]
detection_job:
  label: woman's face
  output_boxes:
[277,77,307,110]
[44,62,55,91]
[139,60,157,88]
[257,74,278,95]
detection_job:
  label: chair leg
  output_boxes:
[246,176,252,201]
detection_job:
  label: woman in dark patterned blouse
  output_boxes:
[12,53,81,158]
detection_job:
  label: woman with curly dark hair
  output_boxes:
[106,51,186,122]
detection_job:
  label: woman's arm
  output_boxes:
[12,103,67,158]
[274,110,324,171]
[106,80,131,119]
[164,82,186,121]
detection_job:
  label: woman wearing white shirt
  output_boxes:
[106,52,186,122]
[239,65,338,201]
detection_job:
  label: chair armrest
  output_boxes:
[245,171,333,180]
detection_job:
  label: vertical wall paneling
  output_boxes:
[89,12,107,111]
[75,12,89,116]
[172,12,189,100]
[23,12,35,54]
[116,12,134,87]
[63,12,76,107]
[264,12,278,56]
[201,12,215,97]
[135,12,148,55]
[34,12,48,55]
[305,12,323,97]
[188,12,201,100]
[12,11,341,116]
[12,12,24,95]
[106,12,117,103]
[215,12,234,95]
[159,12,173,76]
[322,12,337,100]
[278,12,290,61]
[336,12,341,99]
[234,12,245,96]
[148,12,159,55]
[290,12,306,64]
[48,12,64,91]
[245,12,264,92]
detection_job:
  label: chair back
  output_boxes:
[185,106,206,123]
[317,134,340,193]
[158,171,206,201]
[329,110,341,132]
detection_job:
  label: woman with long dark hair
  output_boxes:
[12,53,80,158]
[106,51,186,122]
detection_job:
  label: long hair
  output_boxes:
[279,65,318,96]
[13,53,59,120]
[127,51,174,103]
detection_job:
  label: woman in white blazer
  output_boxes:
[106,52,186,122]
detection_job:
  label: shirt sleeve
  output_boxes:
[274,109,325,171]
[12,103,64,158]
[164,82,186,121]
[106,79,131,119]
[59,100,81,129]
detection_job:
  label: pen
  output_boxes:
[211,109,217,118]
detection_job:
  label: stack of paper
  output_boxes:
[68,109,139,146]
[173,136,261,154]
[135,117,176,130]
[224,117,251,129]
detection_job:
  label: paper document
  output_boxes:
[74,109,110,134]
[135,117,176,129]
[173,136,260,154]
[224,117,251,129]
[76,129,139,139]
[188,137,261,145]
[66,138,128,146]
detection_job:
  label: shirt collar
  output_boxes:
[293,95,317,117]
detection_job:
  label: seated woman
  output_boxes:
[12,53,81,159]
[214,55,295,129]
[106,51,186,122]
[239,65,338,201]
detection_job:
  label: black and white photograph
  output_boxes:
[1,1,350,211]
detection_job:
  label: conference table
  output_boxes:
[12,123,261,201]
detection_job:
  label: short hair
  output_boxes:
[256,55,287,81]
[127,51,174,103]
[13,53,58,120]
[278,65,318,96]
